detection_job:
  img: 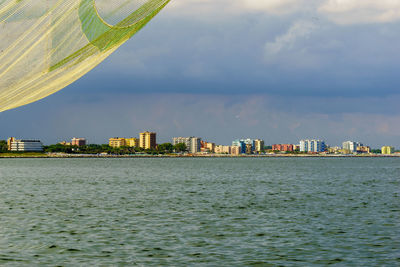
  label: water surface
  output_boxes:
[0,158,399,265]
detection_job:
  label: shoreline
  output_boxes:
[1,154,399,159]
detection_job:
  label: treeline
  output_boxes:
[44,143,187,155]
[0,140,7,152]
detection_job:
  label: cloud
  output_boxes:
[263,20,323,69]
[166,0,400,25]
[3,92,400,148]
[167,0,310,18]
[319,0,400,25]
[265,20,318,55]
[239,0,307,15]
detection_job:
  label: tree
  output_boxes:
[174,143,187,153]
[0,140,8,152]
[371,149,382,154]
[158,143,174,153]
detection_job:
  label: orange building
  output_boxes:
[272,144,294,152]
[71,138,86,146]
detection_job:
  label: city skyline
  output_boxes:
[5,134,397,155]
[1,1,400,147]
[4,133,396,152]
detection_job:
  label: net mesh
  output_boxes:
[0,0,169,112]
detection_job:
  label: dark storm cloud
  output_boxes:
[2,0,400,147]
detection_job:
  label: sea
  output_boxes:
[0,158,399,266]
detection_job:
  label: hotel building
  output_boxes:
[254,139,265,153]
[7,137,43,152]
[215,145,231,154]
[140,131,156,149]
[342,141,363,153]
[300,139,326,153]
[232,139,259,154]
[272,144,294,152]
[381,146,394,155]
[230,146,241,156]
[206,142,215,153]
[232,140,246,154]
[172,137,201,154]
[71,138,86,146]
[109,137,126,148]
[357,146,371,154]
[125,138,139,147]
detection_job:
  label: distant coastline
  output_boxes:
[1,153,399,159]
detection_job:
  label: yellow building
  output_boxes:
[140,132,156,149]
[125,138,139,147]
[254,139,265,153]
[340,149,352,155]
[381,146,394,155]
[7,137,15,150]
[206,142,216,153]
[328,146,341,154]
[109,137,126,148]
[59,141,72,146]
[357,146,371,154]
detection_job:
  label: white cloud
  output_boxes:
[239,0,307,14]
[265,20,318,55]
[263,20,322,69]
[166,0,400,25]
[319,0,400,25]
[166,0,309,17]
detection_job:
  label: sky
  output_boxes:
[1,0,400,147]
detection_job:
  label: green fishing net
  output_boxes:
[0,0,169,112]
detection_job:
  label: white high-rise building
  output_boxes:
[342,141,363,153]
[190,137,201,154]
[343,141,356,152]
[299,139,326,153]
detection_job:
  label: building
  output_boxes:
[173,137,191,148]
[342,141,363,153]
[300,139,326,153]
[59,141,72,146]
[232,139,256,154]
[215,145,231,154]
[206,142,215,153]
[8,137,43,152]
[243,139,255,153]
[190,137,201,154]
[254,139,265,153]
[382,146,394,155]
[109,137,126,148]
[7,137,14,150]
[245,144,253,154]
[140,131,156,149]
[328,146,341,154]
[357,146,371,154]
[272,144,294,152]
[232,140,245,154]
[172,137,201,153]
[173,137,191,152]
[125,138,139,147]
[231,146,241,156]
[71,138,86,146]
[299,140,307,152]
